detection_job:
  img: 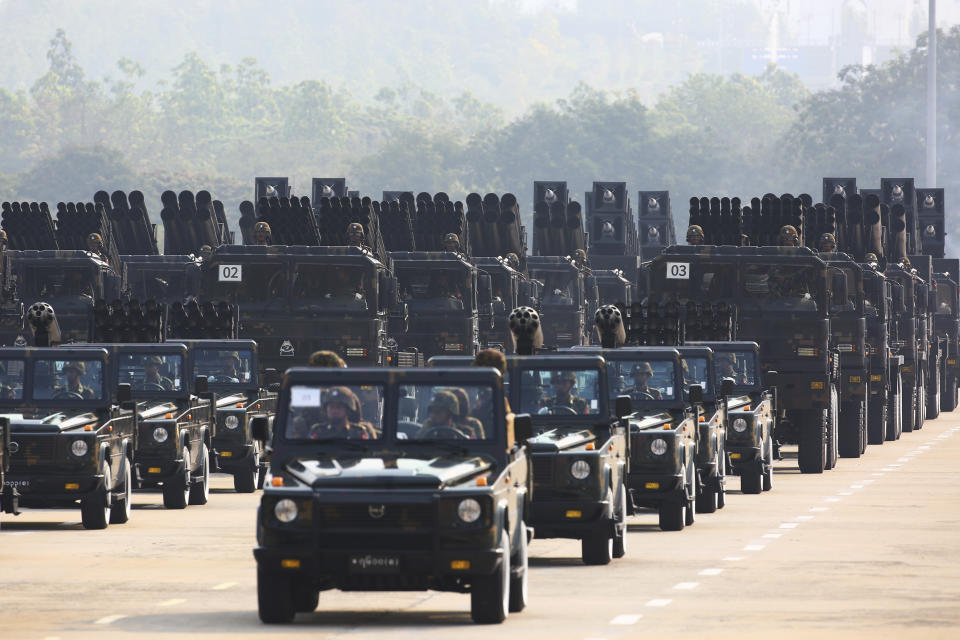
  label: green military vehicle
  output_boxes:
[932,259,959,411]
[187,340,276,492]
[253,366,532,624]
[0,347,136,529]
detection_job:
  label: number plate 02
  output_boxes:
[218,265,242,282]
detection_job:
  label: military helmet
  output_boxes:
[347,222,364,236]
[778,225,799,246]
[865,253,878,262]
[553,370,577,383]
[63,361,86,375]
[0,229,8,241]
[254,221,271,239]
[818,233,836,250]
[447,387,472,419]
[87,233,103,246]
[574,249,587,262]
[504,253,520,269]
[324,386,361,419]
[308,350,346,368]
[443,233,460,248]
[199,244,213,257]
[901,256,911,267]
[686,225,704,243]
[428,390,460,415]
[145,355,164,365]
[631,362,654,376]
[473,349,507,376]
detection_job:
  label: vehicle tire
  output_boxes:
[81,460,112,530]
[838,401,863,458]
[188,444,210,506]
[762,437,774,492]
[293,584,319,613]
[859,397,868,455]
[915,380,925,430]
[868,395,886,445]
[581,528,613,566]
[257,568,295,624]
[940,376,957,412]
[508,521,529,612]
[612,484,627,558]
[741,470,762,494]
[717,475,726,508]
[696,474,718,514]
[162,448,190,509]
[887,381,902,441]
[471,532,510,624]
[902,383,915,433]
[658,499,685,532]
[233,442,260,493]
[797,409,827,474]
[109,459,132,524]
[684,492,696,526]
[825,386,839,470]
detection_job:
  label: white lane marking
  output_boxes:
[824,497,842,502]
[850,484,865,489]
[780,522,799,528]
[699,568,724,576]
[609,614,643,625]
[872,472,884,476]
[744,544,766,551]
[94,615,126,625]
[723,556,744,561]
[8,531,32,536]
[861,479,876,484]
[158,599,186,607]
[794,515,814,521]
[43,636,61,640]
[645,599,673,607]
[881,467,896,472]
[212,582,237,590]
[673,582,699,590]
[763,533,781,539]
[810,507,829,512]
[838,491,853,496]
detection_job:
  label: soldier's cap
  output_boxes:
[308,350,347,368]
[144,355,164,365]
[87,233,103,243]
[445,387,471,419]
[630,362,654,376]
[779,225,798,237]
[323,386,360,413]
[819,233,836,244]
[686,225,704,237]
[444,232,459,244]
[63,361,86,375]
[473,349,507,375]
[347,222,364,234]
[428,390,459,414]
[865,253,878,262]
[200,244,213,252]
[553,370,577,383]
[0,229,7,240]
[254,221,271,233]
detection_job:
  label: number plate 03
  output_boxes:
[666,262,690,280]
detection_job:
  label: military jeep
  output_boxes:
[0,347,136,529]
[253,366,532,624]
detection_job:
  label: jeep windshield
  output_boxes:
[117,352,185,394]
[0,358,26,400]
[400,383,495,441]
[712,351,758,388]
[680,356,713,399]
[284,384,383,441]
[516,369,602,416]
[32,359,104,401]
[606,359,677,403]
[193,348,255,386]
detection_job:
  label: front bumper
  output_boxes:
[626,471,684,508]
[529,498,612,539]
[213,440,256,472]
[135,454,186,483]
[4,472,106,507]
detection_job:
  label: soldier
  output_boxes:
[346,223,366,248]
[716,355,745,385]
[0,229,7,252]
[0,361,15,399]
[623,362,662,401]
[253,222,272,246]
[778,225,800,247]
[864,253,879,264]
[220,351,242,382]
[545,371,588,414]
[308,350,346,368]
[56,361,95,399]
[199,245,214,261]
[443,233,460,253]
[573,249,590,273]
[305,387,371,439]
[504,253,520,270]
[143,355,174,391]
[417,390,468,438]
[818,233,837,252]
[448,387,485,439]
[686,225,705,246]
[87,233,108,262]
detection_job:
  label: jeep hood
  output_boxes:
[287,455,493,489]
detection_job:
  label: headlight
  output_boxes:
[153,426,169,443]
[570,460,591,480]
[650,438,668,455]
[274,499,298,523]
[733,418,748,433]
[70,439,89,457]
[457,498,482,523]
[224,415,240,429]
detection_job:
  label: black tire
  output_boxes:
[696,474,718,513]
[941,376,957,412]
[471,532,510,624]
[109,459,132,524]
[868,395,886,445]
[508,522,528,612]
[612,484,627,558]
[797,409,827,474]
[162,448,190,509]
[581,529,612,565]
[81,460,112,530]
[902,383,915,433]
[233,442,260,493]
[762,437,774,492]
[684,492,696,526]
[741,470,763,494]
[257,569,295,624]
[838,401,863,458]
[887,381,902,441]
[915,380,925,430]
[658,500,685,531]
[293,584,319,613]
[825,386,839,470]
[859,396,868,455]
[188,444,210,506]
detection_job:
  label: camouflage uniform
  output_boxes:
[418,390,469,437]
[346,223,366,248]
[55,361,95,399]
[504,253,520,270]
[302,386,374,439]
[623,362,662,400]
[254,222,272,246]
[448,387,485,439]
[686,225,704,246]
[143,355,175,391]
[545,371,588,414]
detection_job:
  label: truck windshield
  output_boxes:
[399,383,494,441]
[398,267,471,311]
[285,384,383,440]
[206,262,286,303]
[118,353,184,392]
[193,348,255,385]
[33,359,104,400]
[0,358,25,400]
[129,268,191,302]
[713,351,757,387]
[292,263,374,310]
[741,264,822,311]
[516,369,601,416]
[533,270,578,306]
[936,283,956,315]
[22,266,97,298]
[606,359,677,402]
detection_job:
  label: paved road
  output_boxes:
[3,415,960,640]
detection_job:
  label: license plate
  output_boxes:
[3,479,29,489]
[349,554,400,574]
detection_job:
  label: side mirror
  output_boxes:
[194,375,209,394]
[615,395,633,419]
[721,377,735,398]
[514,413,533,443]
[764,370,778,388]
[116,383,132,404]
[688,383,704,404]
[251,415,270,442]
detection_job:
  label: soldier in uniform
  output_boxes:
[504,253,520,270]
[87,233,108,262]
[623,362,662,400]
[573,249,590,273]
[56,361,95,399]
[220,351,243,382]
[253,222,272,246]
[304,387,372,439]
[716,355,745,385]
[308,350,346,368]
[448,387,485,439]
[199,245,214,261]
[544,371,588,414]
[417,390,469,438]
[818,233,837,252]
[0,229,7,252]
[686,225,705,246]
[143,355,175,391]
[778,225,800,247]
[864,253,879,264]
[0,361,15,399]
[346,223,366,248]
[443,233,460,253]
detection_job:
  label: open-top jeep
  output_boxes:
[0,347,136,529]
[253,366,532,624]
[689,341,776,494]
[186,340,276,492]
[510,354,630,564]
[113,343,215,508]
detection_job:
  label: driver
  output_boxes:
[0,361,15,399]
[305,387,370,439]
[143,355,174,390]
[220,352,242,383]
[416,390,467,438]
[56,361,95,399]
[623,363,662,400]
[716,355,745,385]
[448,387,484,439]
[546,371,588,414]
